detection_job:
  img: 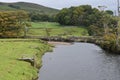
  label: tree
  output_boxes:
[72,6,84,25]
[56,8,70,25]
[56,5,103,26]
[0,11,30,37]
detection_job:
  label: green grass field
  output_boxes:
[31,22,61,28]
[0,39,52,80]
[28,22,88,37]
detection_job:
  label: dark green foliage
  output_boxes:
[56,5,102,26]
[105,10,114,15]
[8,4,21,9]
[29,13,55,22]
[56,5,117,28]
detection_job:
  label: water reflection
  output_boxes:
[38,43,120,80]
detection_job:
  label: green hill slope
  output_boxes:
[0,2,59,15]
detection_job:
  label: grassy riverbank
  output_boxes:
[29,22,120,54]
[0,39,52,80]
[96,34,120,54]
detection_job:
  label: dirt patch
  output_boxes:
[48,41,72,45]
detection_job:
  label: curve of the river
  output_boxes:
[38,43,120,80]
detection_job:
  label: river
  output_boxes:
[38,43,120,80]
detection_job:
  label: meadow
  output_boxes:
[28,22,88,37]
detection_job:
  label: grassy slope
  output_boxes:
[0,39,52,80]
[0,2,59,15]
[28,22,88,37]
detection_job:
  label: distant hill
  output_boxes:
[0,2,59,15]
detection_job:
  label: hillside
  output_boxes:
[0,2,59,15]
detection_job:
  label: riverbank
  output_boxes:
[95,40,120,54]
[0,39,52,80]
[48,41,72,46]
[44,36,120,54]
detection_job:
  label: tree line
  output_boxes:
[55,5,117,36]
[29,12,56,22]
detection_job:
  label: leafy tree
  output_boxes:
[56,5,116,28]
[56,5,103,26]
[0,11,30,37]
[72,6,84,25]
[56,8,70,25]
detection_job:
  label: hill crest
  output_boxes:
[0,2,59,15]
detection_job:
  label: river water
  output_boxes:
[38,43,120,80]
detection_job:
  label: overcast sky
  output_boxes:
[0,0,117,12]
